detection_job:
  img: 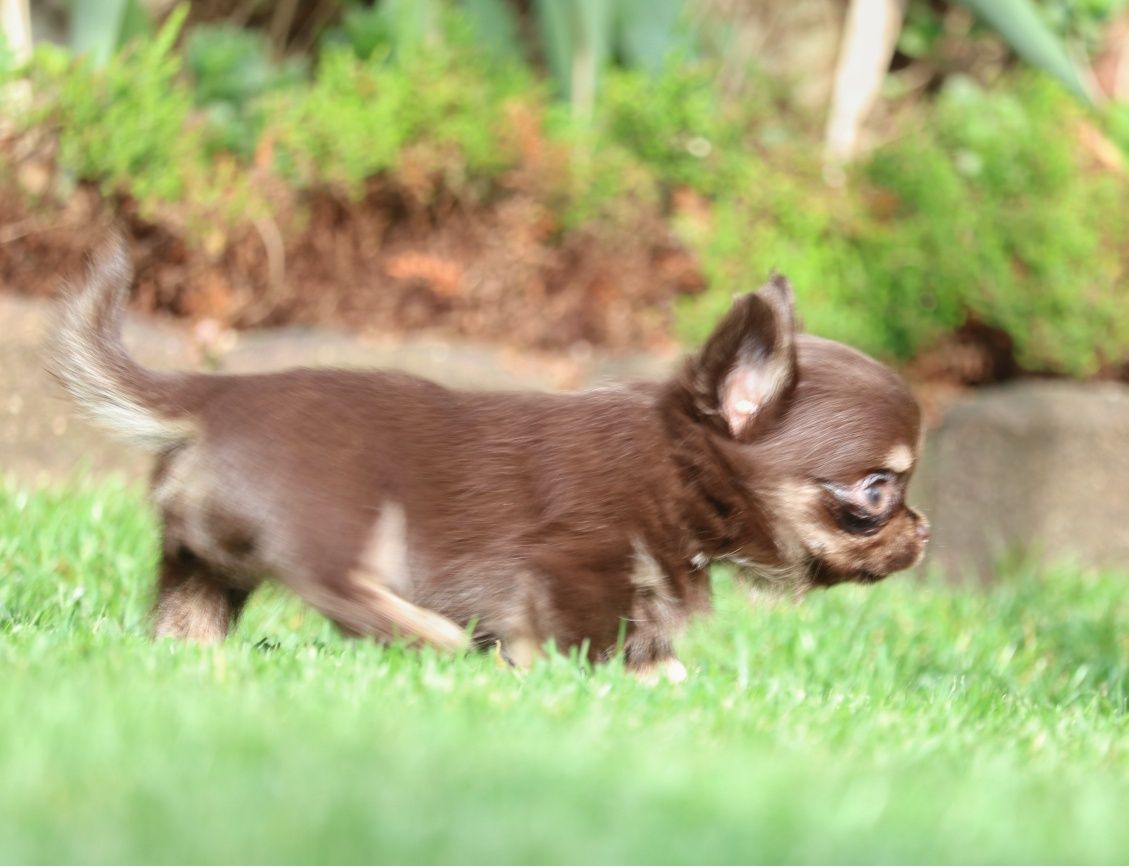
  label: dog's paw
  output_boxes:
[631,657,689,686]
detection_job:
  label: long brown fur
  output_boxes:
[50,239,928,674]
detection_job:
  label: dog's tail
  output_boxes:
[49,236,197,450]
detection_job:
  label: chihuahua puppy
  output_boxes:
[51,239,928,680]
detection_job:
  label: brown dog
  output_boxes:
[51,240,928,680]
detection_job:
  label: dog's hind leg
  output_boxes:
[153,551,251,644]
[282,501,469,652]
[292,569,469,653]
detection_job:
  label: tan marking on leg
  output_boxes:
[624,540,691,676]
[346,500,466,650]
[629,540,683,630]
[629,541,668,593]
[153,447,222,562]
[348,578,470,652]
[358,502,412,595]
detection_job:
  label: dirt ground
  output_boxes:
[0,175,703,354]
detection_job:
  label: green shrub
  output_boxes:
[596,61,743,197]
[0,31,13,78]
[546,59,789,228]
[861,76,1129,373]
[539,106,661,229]
[678,76,1129,376]
[185,24,305,160]
[331,3,396,61]
[24,9,198,205]
[6,3,1128,376]
[269,13,532,198]
[678,203,870,347]
[323,0,436,63]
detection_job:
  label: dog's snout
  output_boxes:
[906,507,930,544]
[914,517,930,544]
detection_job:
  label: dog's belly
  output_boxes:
[405,545,657,662]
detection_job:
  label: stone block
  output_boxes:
[912,382,1129,580]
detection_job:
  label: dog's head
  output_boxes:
[675,276,928,591]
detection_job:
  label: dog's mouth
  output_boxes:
[808,537,927,587]
[733,554,901,592]
[808,561,886,588]
[803,507,929,589]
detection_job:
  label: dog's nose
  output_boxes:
[916,520,931,543]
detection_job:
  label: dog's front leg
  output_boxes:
[621,544,693,684]
[499,634,544,670]
[630,657,689,685]
[624,633,689,685]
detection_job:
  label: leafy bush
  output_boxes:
[324,0,438,63]
[1037,0,1129,50]
[0,31,14,77]
[862,76,1129,373]
[185,24,305,160]
[678,76,1129,376]
[269,14,532,198]
[596,61,743,197]
[7,3,1129,376]
[534,101,658,229]
[547,59,786,227]
[23,8,199,205]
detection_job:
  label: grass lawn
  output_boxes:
[1,479,1126,866]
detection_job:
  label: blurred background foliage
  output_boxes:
[3,0,1129,376]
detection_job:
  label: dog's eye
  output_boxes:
[862,474,890,511]
[822,472,900,536]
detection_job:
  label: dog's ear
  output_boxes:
[689,275,797,439]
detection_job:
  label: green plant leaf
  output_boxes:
[533,0,612,113]
[533,0,574,97]
[118,0,153,45]
[70,0,128,66]
[959,0,1095,103]
[69,0,151,67]
[614,0,689,75]
[381,0,441,61]
[152,3,189,60]
[461,0,523,62]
